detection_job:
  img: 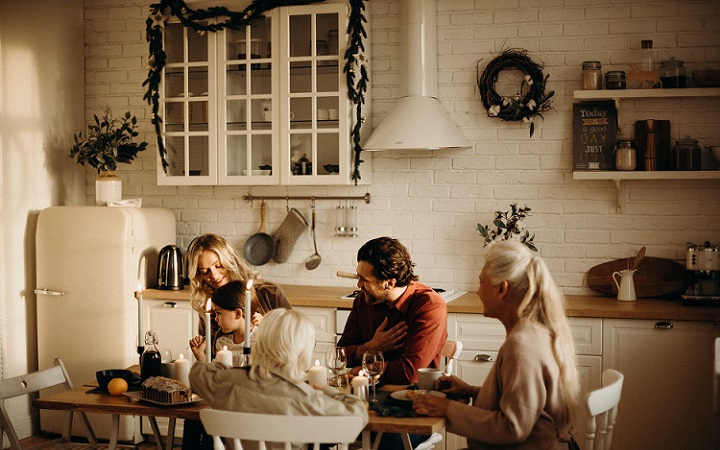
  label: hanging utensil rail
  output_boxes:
[243,193,371,204]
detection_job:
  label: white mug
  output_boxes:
[417,368,442,390]
[612,269,637,302]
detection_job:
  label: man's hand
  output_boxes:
[365,317,407,353]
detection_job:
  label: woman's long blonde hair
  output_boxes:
[249,309,315,384]
[483,240,581,420]
[186,234,253,314]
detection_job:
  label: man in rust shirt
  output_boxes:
[338,236,448,385]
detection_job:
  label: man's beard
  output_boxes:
[363,290,385,306]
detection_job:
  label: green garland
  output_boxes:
[143,0,369,183]
[476,48,554,138]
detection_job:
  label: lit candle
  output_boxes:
[308,359,327,386]
[352,369,369,402]
[175,353,191,387]
[205,298,212,362]
[216,345,232,366]
[244,279,254,349]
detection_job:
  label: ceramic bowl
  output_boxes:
[96,369,133,390]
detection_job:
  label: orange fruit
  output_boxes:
[107,378,129,396]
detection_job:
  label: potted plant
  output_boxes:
[478,203,538,251]
[69,106,148,205]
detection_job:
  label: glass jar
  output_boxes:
[615,140,637,171]
[605,71,627,90]
[581,61,602,90]
[673,137,701,171]
[659,57,687,88]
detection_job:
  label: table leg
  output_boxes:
[148,417,164,450]
[108,414,120,450]
[361,430,371,450]
[401,433,413,450]
[165,418,177,450]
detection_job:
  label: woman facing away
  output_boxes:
[412,240,581,449]
[190,308,369,450]
[186,233,290,357]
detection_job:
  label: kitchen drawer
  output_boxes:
[294,306,336,343]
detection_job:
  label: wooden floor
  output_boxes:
[20,432,182,449]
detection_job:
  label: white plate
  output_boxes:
[390,390,446,402]
[123,390,202,406]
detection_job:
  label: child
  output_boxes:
[189,280,264,365]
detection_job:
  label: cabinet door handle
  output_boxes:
[474,354,493,363]
[654,321,673,329]
[34,288,65,296]
[163,302,177,308]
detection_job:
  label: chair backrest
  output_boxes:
[200,409,365,450]
[441,338,463,375]
[584,369,624,450]
[0,358,97,450]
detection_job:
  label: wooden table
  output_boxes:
[33,385,445,450]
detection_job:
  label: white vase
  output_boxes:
[95,171,122,205]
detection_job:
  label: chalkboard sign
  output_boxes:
[573,101,617,170]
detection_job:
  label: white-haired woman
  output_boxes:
[412,240,580,449]
[189,309,368,449]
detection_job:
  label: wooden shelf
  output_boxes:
[573,170,720,181]
[573,87,720,100]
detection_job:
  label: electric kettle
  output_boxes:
[157,245,183,290]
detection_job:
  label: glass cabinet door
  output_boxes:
[280,4,350,184]
[159,21,216,185]
[218,15,278,184]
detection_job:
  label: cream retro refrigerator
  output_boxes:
[35,206,176,442]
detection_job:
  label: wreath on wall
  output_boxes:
[477,48,554,137]
[143,0,369,183]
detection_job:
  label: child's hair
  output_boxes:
[211,280,264,315]
[249,309,315,384]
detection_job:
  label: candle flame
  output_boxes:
[205,298,212,312]
[223,345,228,351]
[179,353,185,360]
[314,359,320,367]
[247,279,254,289]
[358,370,365,376]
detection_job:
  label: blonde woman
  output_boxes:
[412,240,581,449]
[190,309,368,450]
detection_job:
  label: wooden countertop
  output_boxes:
[143,285,720,322]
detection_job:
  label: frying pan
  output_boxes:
[243,200,275,266]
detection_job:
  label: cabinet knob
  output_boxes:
[163,302,177,308]
[654,321,673,329]
[474,354,493,363]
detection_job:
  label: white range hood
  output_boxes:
[363,0,469,151]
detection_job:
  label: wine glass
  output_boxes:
[362,351,384,401]
[325,346,347,386]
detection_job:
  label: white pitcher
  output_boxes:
[612,269,637,301]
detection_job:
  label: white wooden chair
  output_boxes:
[199,409,365,450]
[441,338,463,376]
[0,358,100,450]
[584,369,624,450]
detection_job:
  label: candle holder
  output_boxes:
[334,203,346,236]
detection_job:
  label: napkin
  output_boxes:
[370,402,416,418]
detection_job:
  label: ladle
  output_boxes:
[305,201,322,270]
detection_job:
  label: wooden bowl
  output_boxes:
[692,70,720,87]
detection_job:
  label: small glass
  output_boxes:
[325,346,347,387]
[362,351,384,401]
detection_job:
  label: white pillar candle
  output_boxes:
[205,298,212,362]
[216,345,232,366]
[175,353,191,387]
[352,369,369,402]
[308,359,327,386]
[244,279,253,349]
[136,257,145,353]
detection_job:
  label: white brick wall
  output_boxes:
[83,0,720,295]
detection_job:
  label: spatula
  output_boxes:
[631,246,646,271]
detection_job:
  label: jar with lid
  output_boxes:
[604,71,626,90]
[659,57,687,88]
[615,140,637,171]
[581,61,602,90]
[673,137,701,171]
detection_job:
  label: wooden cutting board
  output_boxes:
[587,256,687,298]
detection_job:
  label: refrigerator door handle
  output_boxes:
[34,288,65,296]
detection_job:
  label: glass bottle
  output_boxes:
[615,140,637,171]
[581,61,602,90]
[659,57,687,88]
[639,40,658,89]
[141,330,162,381]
